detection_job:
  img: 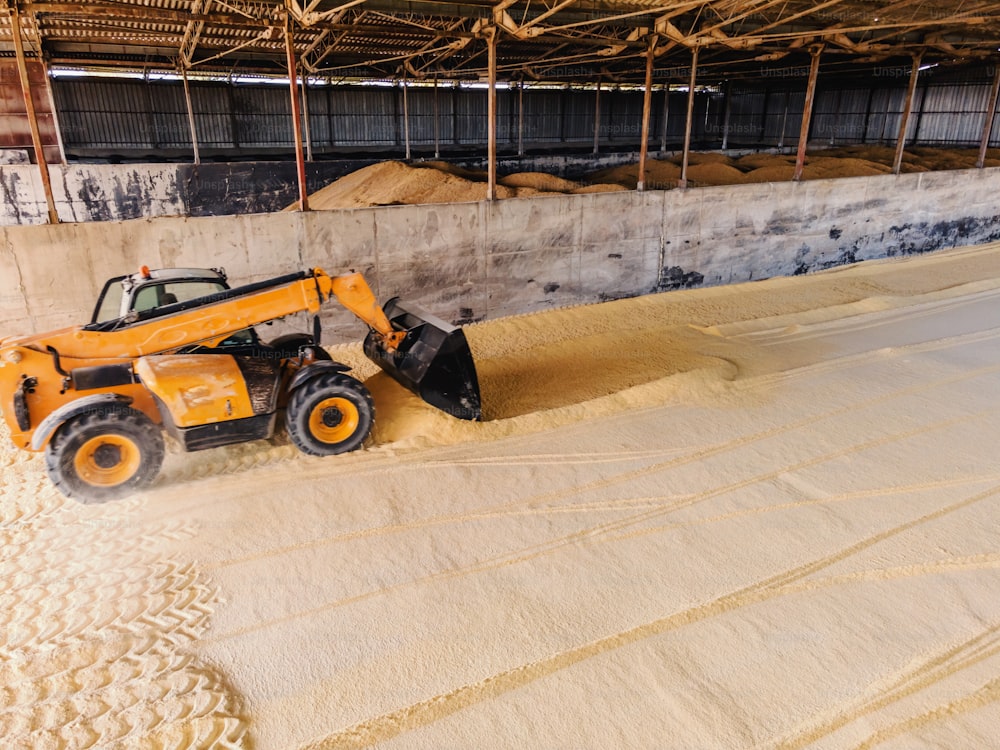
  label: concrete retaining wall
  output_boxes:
[3,167,1000,343]
[0,152,646,226]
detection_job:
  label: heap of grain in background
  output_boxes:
[294,147,1000,210]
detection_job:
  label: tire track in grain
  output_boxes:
[609,472,1000,540]
[206,352,1000,575]
[733,285,1000,348]
[208,406,995,645]
[853,676,1000,749]
[740,323,1000,389]
[295,483,1000,750]
[0,423,249,748]
[771,616,1000,749]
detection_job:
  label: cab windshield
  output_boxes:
[91,277,227,324]
[131,280,227,314]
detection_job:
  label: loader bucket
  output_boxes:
[363,298,482,421]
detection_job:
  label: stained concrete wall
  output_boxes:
[3,167,1000,343]
[0,162,350,225]
[0,152,644,226]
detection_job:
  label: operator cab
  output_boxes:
[88,266,257,347]
[91,266,231,324]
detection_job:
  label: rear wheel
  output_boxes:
[45,406,165,503]
[286,372,374,456]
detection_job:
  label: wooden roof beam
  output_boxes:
[29,2,274,27]
[180,0,215,66]
[299,0,369,27]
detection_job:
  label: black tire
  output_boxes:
[44,406,165,503]
[285,372,374,456]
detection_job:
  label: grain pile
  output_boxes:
[498,171,581,192]
[293,145,1000,209]
[586,159,683,189]
[296,161,624,209]
[586,145,1000,189]
[685,162,748,185]
[297,161,523,209]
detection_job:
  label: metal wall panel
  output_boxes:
[916,82,991,144]
[234,85,293,147]
[2,59,61,162]
[726,88,766,145]
[812,88,871,144]
[47,74,1000,156]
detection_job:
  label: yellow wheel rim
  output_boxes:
[73,434,142,487]
[309,397,360,445]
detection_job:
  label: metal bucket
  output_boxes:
[363,298,482,421]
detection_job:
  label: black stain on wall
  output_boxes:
[795,244,860,275]
[109,170,156,219]
[180,160,378,217]
[657,266,705,291]
[77,176,113,221]
[0,169,22,224]
[887,216,1000,255]
[456,306,478,325]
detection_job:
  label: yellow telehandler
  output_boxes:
[0,266,480,502]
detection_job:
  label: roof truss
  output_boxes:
[1,0,998,83]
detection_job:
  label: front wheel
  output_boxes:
[45,406,165,503]
[285,372,374,456]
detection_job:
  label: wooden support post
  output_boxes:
[226,77,241,150]
[678,46,699,190]
[861,85,876,144]
[912,79,929,145]
[517,80,525,157]
[143,70,159,149]
[486,27,498,201]
[325,81,334,150]
[793,47,822,182]
[660,84,669,152]
[507,80,515,152]
[392,80,402,147]
[777,89,789,148]
[558,84,567,144]
[301,71,313,161]
[977,62,1000,169]
[10,3,58,224]
[720,79,732,150]
[892,53,922,175]
[40,55,66,165]
[637,36,655,192]
[180,64,201,165]
[402,76,411,160]
[592,80,601,155]
[285,16,309,211]
[433,75,440,159]
[452,84,459,147]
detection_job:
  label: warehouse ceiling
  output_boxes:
[2,0,1000,84]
